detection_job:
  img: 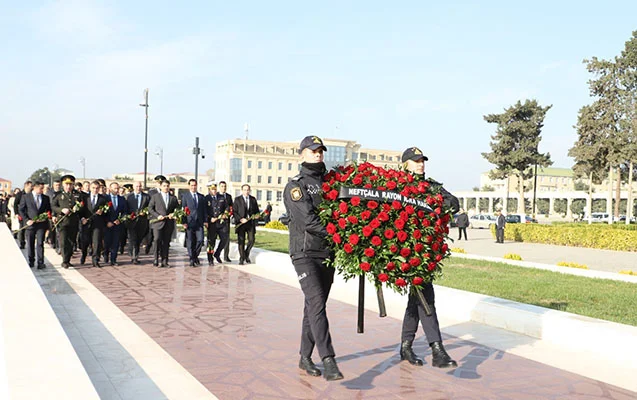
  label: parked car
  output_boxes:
[589,212,610,223]
[469,214,495,229]
[505,214,538,224]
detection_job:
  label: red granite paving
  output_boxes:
[76,252,636,400]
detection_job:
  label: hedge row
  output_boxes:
[550,222,637,231]
[490,224,637,252]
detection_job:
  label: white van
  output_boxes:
[590,212,610,223]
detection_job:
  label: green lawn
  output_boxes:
[243,230,637,326]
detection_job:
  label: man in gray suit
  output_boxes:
[148,180,179,268]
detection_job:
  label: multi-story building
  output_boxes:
[215,138,402,217]
[0,177,12,195]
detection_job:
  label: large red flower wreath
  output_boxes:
[319,162,452,295]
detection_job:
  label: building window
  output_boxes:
[267,176,272,184]
[247,175,252,183]
[278,162,283,170]
[276,191,282,202]
[258,161,263,169]
[288,163,292,171]
[257,176,262,183]
[256,190,262,201]
[268,161,273,170]
[230,158,242,182]
[266,191,272,201]
[248,160,252,168]
[277,177,282,184]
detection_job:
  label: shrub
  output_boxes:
[503,253,522,261]
[264,221,289,231]
[450,247,466,253]
[619,270,636,276]
[556,261,588,270]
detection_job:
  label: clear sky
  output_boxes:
[1,1,636,191]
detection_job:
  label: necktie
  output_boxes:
[36,195,40,208]
[164,194,168,207]
[193,193,198,207]
[245,196,249,213]
[112,195,117,209]
[92,195,96,207]
[137,194,141,209]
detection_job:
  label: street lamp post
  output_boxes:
[155,146,164,175]
[192,137,203,183]
[79,157,86,179]
[139,89,149,189]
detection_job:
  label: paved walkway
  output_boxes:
[31,243,636,399]
[450,228,636,273]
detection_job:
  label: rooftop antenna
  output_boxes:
[244,122,249,140]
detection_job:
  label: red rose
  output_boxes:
[362,226,374,237]
[322,183,331,192]
[386,262,396,271]
[422,219,431,227]
[423,252,431,259]
[428,262,437,271]
[409,257,421,267]
[347,215,359,224]
[414,243,424,252]
[378,273,389,282]
[339,202,348,214]
[130,212,136,219]
[367,200,379,210]
[397,231,408,242]
[327,190,339,200]
[326,223,336,234]
[349,234,360,245]
[426,235,433,243]
[413,230,422,239]
[184,207,191,215]
[351,196,361,206]
[332,210,340,219]
[442,243,449,252]
[400,248,411,258]
[338,218,347,229]
[377,211,389,222]
[435,254,443,262]
[384,229,395,239]
[369,218,380,229]
[360,210,372,220]
[394,219,405,230]
[436,193,444,203]
[369,175,379,182]
[333,233,342,244]
[352,176,363,185]
[382,203,391,212]
[364,248,375,257]
[396,278,407,287]
[360,262,371,272]
[390,245,398,253]
[400,263,410,272]
[417,210,426,218]
[400,211,409,221]
[371,236,382,246]
[405,205,415,215]
[376,186,386,191]
[426,196,435,205]
[344,243,354,254]
[386,181,397,190]
[411,217,420,226]
[108,201,113,207]
[435,207,442,215]
[364,183,373,189]
[407,174,414,183]
[412,277,424,285]
[392,201,402,210]
[47,211,52,219]
[432,242,440,251]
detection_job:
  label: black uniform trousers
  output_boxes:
[119,226,128,254]
[294,257,336,360]
[25,224,47,267]
[127,220,148,261]
[236,224,255,261]
[496,228,504,243]
[401,283,442,344]
[152,225,174,263]
[207,223,229,258]
[59,224,78,263]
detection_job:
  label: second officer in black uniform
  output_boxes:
[284,135,343,381]
[205,182,230,265]
[52,175,89,268]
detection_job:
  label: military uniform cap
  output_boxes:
[299,135,327,153]
[61,174,76,184]
[123,183,134,191]
[401,147,429,163]
[97,178,106,186]
[207,181,217,189]
[154,175,167,182]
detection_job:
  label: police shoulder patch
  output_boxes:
[290,187,303,201]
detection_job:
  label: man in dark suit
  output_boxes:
[218,181,233,262]
[181,179,207,266]
[148,179,179,268]
[144,175,166,254]
[233,184,259,265]
[14,181,33,247]
[103,182,129,266]
[19,181,52,269]
[205,182,231,265]
[81,180,109,267]
[52,175,89,268]
[46,180,61,251]
[496,210,506,244]
[126,181,150,264]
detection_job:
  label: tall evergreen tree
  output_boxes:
[482,99,552,215]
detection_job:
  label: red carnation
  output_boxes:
[400,248,411,258]
[384,229,395,239]
[382,203,391,212]
[397,231,408,242]
[428,262,437,271]
[405,205,415,215]
[396,278,407,287]
[364,183,373,189]
[435,207,442,215]
[426,235,433,243]
[386,262,396,271]
[360,210,372,220]
[326,223,337,234]
[412,277,424,285]
[347,215,359,224]
[389,244,399,253]
[108,201,113,207]
[392,201,402,210]
[407,174,414,183]
[400,262,410,272]
[339,202,348,213]
[367,200,379,210]
[414,243,424,252]
[353,176,363,185]
[422,219,431,227]
[344,243,354,254]
[376,186,386,191]
[351,196,361,206]
[386,181,397,190]
[360,262,371,272]
[413,230,422,239]
[442,243,449,253]
[333,233,342,244]
[378,273,389,282]
[322,183,331,192]
[377,211,389,222]
[400,211,409,222]
[417,210,426,218]
[327,190,339,200]
[432,242,440,251]
[130,212,136,219]
[426,196,435,205]
[435,254,443,262]
[47,211,52,219]
[369,218,381,229]
[409,257,421,267]
[349,234,360,245]
[371,236,382,246]
[411,217,420,226]
[394,219,405,230]
[423,252,431,259]
[364,248,375,257]
[369,175,379,182]
[184,207,191,216]
[362,225,374,237]
[338,218,347,229]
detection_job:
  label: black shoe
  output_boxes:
[37,264,46,270]
[110,261,118,266]
[62,262,69,269]
[189,261,195,267]
[133,259,140,265]
[214,255,223,264]
[153,261,159,267]
[400,340,423,366]
[80,255,86,265]
[67,262,74,267]
[246,257,252,264]
[144,246,151,255]
[93,261,101,268]
[194,259,201,266]
[239,259,245,265]
[29,263,34,268]
[224,257,232,262]
[322,356,344,381]
[159,263,170,268]
[430,341,457,369]
[299,356,321,377]
[19,244,25,249]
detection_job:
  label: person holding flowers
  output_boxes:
[18,181,52,269]
[52,175,89,269]
[103,182,129,266]
[148,179,180,268]
[205,181,231,265]
[283,135,344,381]
[181,178,207,267]
[125,181,150,265]
[398,146,459,369]
[81,180,109,267]
[232,184,260,265]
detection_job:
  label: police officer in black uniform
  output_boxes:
[399,147,459,369]
[284,135,343,381]
[52,175,89,268]
[205,182,230,265]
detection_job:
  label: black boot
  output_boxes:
[400,340,423,366]
[298,356,321,377]
[430,341,457,368]
[322,356,344,381]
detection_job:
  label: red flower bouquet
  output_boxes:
[319,162,452,297]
